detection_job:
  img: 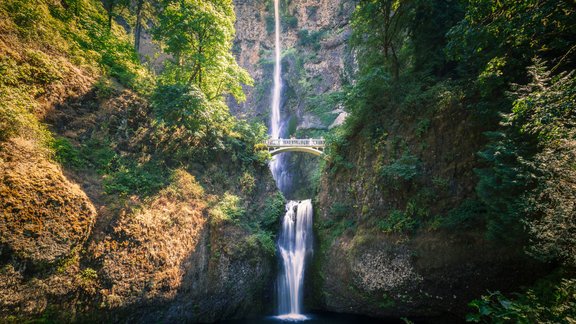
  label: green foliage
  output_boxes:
[282,15,298,29]
[259,192,285,231]
[226,120,271,167]
[79,268,98,282]
[2,0,41,34]
[0,0,153,145]
[446,0,575,80]
[467,278,576,323]
[265,15,275,34]
[102,159,168,197]
[153,0,252,101]
[509,60,576,143]
[322,218,356,242]
[298,29,325,50]
[475,130,535,241]
[149,0,257,167]
[50,136,83,168]
[378,209,415,234]
[246,231,276,257]
[379,152,421,183]
[377,201,427,234]
[239,172,256,194]
[330,202,352,220]
[152,84,225,131]
[476,60,576,259]
[440,199,486,229]
[77,139,169,197]
[209,192,245,225]
[324,128,354,173]
[416,118,430,137]
[151,84,236,161]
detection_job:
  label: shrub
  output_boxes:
[467,278,576,323]
[330,202,352,220]
[441,199,486,229]
[297,29,325,50]
[248,231,276,256]
[378,209,416,234]
[259,192,285,231]
[50,136,83,168]
[282,15,298,29]
[209,193,245,225]
[239,172,256,194]
[380,152,421,182]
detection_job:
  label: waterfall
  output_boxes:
[269,0,292,194]
[270,0,281,140]
[276,200,313,320]
[269,0,313,320]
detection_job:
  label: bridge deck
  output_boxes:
[264,139,325,156]
[265,139,325,147]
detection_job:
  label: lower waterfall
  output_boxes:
[276,200,313,320]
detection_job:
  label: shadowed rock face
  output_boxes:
[314,231,546,319]
[310,99,550,320]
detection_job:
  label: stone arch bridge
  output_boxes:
[264,138,325,156]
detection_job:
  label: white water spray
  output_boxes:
[269,0,292,193]
[268,0,313,320]
[270,0,282,140]
[276,200,313,320]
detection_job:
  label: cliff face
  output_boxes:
[0,1,281,321]
[0,85,280,323]
[310,98,548,319]
[232,0,353,123]
[231,0,355,198]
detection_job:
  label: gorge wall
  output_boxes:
[231,0,355,198]
[309,83,550,320]
[0,1,282,321]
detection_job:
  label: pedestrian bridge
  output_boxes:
[265,138,325,156]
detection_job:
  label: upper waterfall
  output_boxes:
[270,0,282,139]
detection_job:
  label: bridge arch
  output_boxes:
[269,147,324,156]
[264,138,325,157]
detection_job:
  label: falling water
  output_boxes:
[269,0,292,194]
[276,200,313,320]
[270,0,281,140]
[268,0,313,320]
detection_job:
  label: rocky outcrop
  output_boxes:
[0,85,280,322]
[0,138,96,267]
[90,170,277,323]
[312,230,545,319]
[0,138,97,318]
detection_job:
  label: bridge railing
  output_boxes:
[265,138,325,147]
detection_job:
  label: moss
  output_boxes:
[0,138,96,266]
[258,191,285,231]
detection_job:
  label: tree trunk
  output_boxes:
[134,0,144,53]
[105,0,115,31]
[391,45,399,80]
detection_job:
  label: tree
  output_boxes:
[475,58,576,265]
[133,0,144,51]
[102,0,129,30]
[446,0,576,81]
[510,60,576,267]
[351,0,415,80]
[153,0,251,100]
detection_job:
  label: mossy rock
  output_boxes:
[0,138,96,266]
